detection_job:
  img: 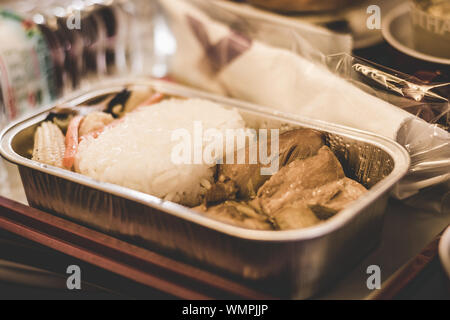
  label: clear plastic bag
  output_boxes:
[156,0,450,200]
[326,54,450,199]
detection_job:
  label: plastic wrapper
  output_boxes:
[327,54,450,200]
[155,0,449,201]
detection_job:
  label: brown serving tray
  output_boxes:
[0,195,274,299]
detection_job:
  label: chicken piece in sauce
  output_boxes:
[307,177,367,219]
[194,200,273,230]
[272,205,322,230]
[216,128,325,200]
[200,130,367,230]
[256,146,345,215]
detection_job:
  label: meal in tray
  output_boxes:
[31,86,367,231]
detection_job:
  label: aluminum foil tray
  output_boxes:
[0,79,410,298]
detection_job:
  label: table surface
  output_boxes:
[0,39,449,299]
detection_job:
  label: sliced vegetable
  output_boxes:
[63,115,84,170]
[32,122,66,168]
[105,89,131,118]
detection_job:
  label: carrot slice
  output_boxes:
[63,115,84,169]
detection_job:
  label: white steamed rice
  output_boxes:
[74,98,246,206]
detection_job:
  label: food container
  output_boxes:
[0,79,410,298]
[245,0,356,13]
